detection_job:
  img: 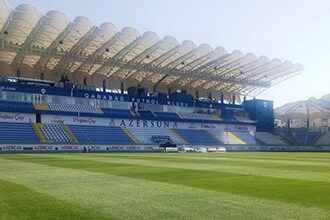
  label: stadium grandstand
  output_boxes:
[274,94,330,146]
[0,0,328,153]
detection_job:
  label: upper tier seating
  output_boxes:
[127,127,183,144]
[0,122,39,143]
[231,131,263,145]
[254,132,286,145]
[49,104,99,114]
[101,108,133,118]
[180,112,215,121]
[137,110,155,117]
[221,116,239,123]
[235,116,255,123]
[154,112,181,120]
[40,124,72,143]
[173,129,221,145]
[0,101,35,113]
[67,125,135,144]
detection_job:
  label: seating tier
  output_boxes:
[67,125,135,144]
[173,129,221,145]
[0,122,39,143]
[231,131,263,145]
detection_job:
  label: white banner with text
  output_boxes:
[41,114,255,132]
[0,112,35,123]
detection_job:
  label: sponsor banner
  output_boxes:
[86,145,159,151]
[34,145,54,151]
[0,112,36,123]
[0,144,329,152]
[0,145,24,151]
[0,144,159,152]
[41,114,255,131]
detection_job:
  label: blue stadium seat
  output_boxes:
[0,122,40,143]
[137,110,154,117]
[173,129,221,145]
[0,101,35,113]
[231,131,263,145]
[154,112,181,120]
[48,104,99,114]
[307,132,322,145]
[67,125,135,144]
[101,108,133,118]
[285,130,322,145]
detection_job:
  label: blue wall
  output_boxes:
[243,99,274,132]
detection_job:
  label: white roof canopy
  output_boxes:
[275,95,330,120]
[0,0,303,100]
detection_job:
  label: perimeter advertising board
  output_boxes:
[0,144,159,152]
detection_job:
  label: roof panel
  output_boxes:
[4,4,41,45]
[81,22,118,56]
[0,0,303,97]
[30,10,70,49]
[55,16,93,52]
[0,0,11,30]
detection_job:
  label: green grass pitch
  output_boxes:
[0,152,329,219]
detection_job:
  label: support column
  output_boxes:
[120,82,124,94]
[208,92,212,100]
[102,80,106,92]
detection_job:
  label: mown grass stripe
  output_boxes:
[18,153,330,183]
[84,153,330,170]
[0,178,106,220]
[0,157,329,220]
[3,155,330,211]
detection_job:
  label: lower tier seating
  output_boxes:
[210,131,240,144]
[0,120,327,146]
[278,130,323,145]
[127,127,183,144]
[0,122,40,143]
[316,132,330,145]
[40,124,72,143]
[305,132,322,145]
[254,132,287,145]
[231,131,263,145]
[173,129,221,145]
[67,125,135,144]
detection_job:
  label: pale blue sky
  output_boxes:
[7,0,330,107]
